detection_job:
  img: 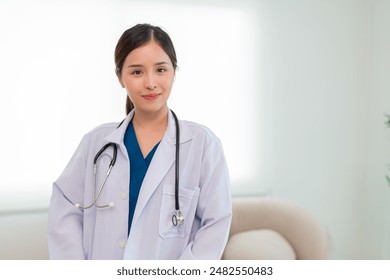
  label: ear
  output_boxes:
[116,68,125,88]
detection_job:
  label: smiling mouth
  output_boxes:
[142,93,161,100]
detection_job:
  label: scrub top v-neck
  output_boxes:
[124,121,160,235]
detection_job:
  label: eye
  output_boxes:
[157,67,167,73]
[131,69,143,75]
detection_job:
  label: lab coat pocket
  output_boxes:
[159,185,200,239]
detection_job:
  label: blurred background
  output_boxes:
[0,0,389,259]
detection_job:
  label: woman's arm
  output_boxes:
[47,137,88,259]
[47,184,85,259]
[179,138,232,259]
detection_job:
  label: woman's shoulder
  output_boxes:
[77,121,123,146]
[181,119,220,143]
[85,122,119,137]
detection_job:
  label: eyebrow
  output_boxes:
[127,62,170,68]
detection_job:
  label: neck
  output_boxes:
[132,107,169,130]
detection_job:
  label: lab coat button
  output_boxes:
[120,192,128,200]
[119,239,126,249]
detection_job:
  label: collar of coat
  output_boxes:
[103,108,193,148]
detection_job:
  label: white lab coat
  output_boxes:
[48,109,232,259]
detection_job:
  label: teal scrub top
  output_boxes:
[124,121,159,235]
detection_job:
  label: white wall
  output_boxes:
[256,0,390,259]
[255,0,370,259]
[361,0,390,259]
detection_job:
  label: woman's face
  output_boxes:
[119,40,175,115]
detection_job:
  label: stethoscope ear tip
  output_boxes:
[108,202,114,208]
[74,203,81,209]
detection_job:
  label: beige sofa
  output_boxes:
[222,197,328,259]
[0,197,327,260]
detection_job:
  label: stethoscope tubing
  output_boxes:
[73,143,117,209]
[170,110,184,226]
[74,110,184,226]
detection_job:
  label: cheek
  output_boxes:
[161,75,175,90]
[123,79,141,94]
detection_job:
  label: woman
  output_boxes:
[48,23,232,259]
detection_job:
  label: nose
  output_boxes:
[145,72,157,90]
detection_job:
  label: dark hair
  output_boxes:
[114,23,178,115]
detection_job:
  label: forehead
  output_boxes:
[125,40,171,64]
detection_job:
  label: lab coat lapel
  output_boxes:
[104,111,134,156]
[131,110,192,227]
[132,138,175,225]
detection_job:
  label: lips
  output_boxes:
[142,93,161,100]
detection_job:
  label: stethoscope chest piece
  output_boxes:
[172,210,184,226]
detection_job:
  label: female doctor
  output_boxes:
[47,23,232,259]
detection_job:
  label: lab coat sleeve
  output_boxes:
[179,138,232,259]
[47,136,88,259]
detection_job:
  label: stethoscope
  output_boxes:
[74,110,184,226]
